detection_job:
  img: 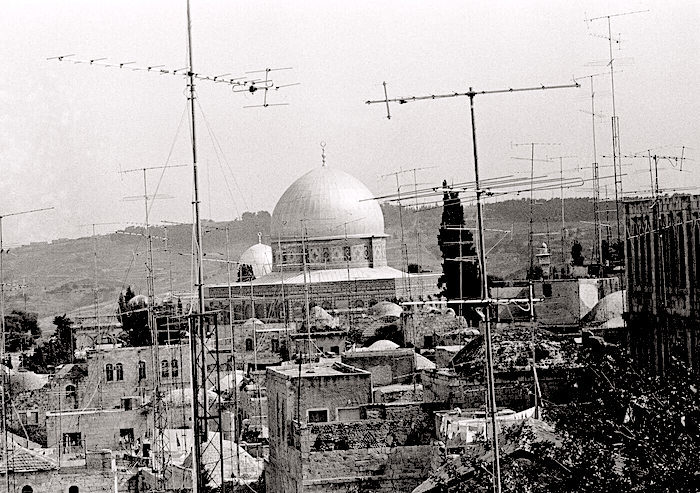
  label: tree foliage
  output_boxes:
[24,314,74,372]
[237,263,255,283]
[602,239,624,266]
[449,342,700,492]
[437,180,480,317]
[117,286,151,347]
[571,240,585,266]
[3,309,40,352]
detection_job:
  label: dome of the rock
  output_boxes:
[271,166,385,241]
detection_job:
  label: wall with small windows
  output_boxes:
[81,344,190,410]
[46,407,150,453]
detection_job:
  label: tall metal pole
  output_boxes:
[529,143,535,277]
[469,90,501,493]
[0,207,52,492]
[0,217,9,493]
[366,80,578,493]
[560,156,565,266]
[608,16,622,244]
[225,227,241,478]
[590,77,602,265]
[186,0,206,491]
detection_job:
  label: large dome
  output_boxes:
[271,166,385,240]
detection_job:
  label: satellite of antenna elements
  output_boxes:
[47,55,299,108]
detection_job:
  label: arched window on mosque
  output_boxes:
[21,486,33,493]
[69,486,79,493]
[161,360,170,378]
[115,363,124,381]
[138,361,146,381]
[171,359,179,378]
[245,339,254,351]
[105,364,114,382]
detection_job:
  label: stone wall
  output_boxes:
[82,344,190,410]
[342,348,415,386]
[9,386,50,444]
[9,453,113,493]
[625,195,700,374]
[422,367,575,409]
[270,402,443,493]
[403,311,467,349]
[46,407,149,453]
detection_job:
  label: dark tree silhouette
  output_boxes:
[117,286,151,347]
[437,180,480,318]
[571,240,585,266]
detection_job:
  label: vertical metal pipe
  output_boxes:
[469,90,501,493]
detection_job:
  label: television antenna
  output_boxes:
[0,206,53,493]
[511,142,560,277]
[381,166,436,298]
[120,163,188,480]
[48,1,296,490]
[367,79,579,493]
[585,9,649,247]
[606,148,690,199]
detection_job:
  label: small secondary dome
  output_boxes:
[239,242,273,278]
[128,294,149,307]
[271,166,385,240]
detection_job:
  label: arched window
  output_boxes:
[245,339,253,351]
[161,360,169,378]
[105,364,114,382]
[21,485,33,493]
[115,363,124,381]
[65,384,76,398]
[69,486,79,493]
[171,359,179,378]
[138,361,146,381]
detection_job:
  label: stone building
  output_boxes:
[205,164,440,323]
[625,194,700,374]
[342,345,416,386]
[265,361,442,492]
[76,344,190,410]
[1,444,113,493]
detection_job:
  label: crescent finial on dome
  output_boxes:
[320,141,326,167]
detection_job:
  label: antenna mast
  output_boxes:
[367,80,579,493]
[0,206,53,493]
[585,9,648,247]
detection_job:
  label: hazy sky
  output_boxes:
[1,0,698,246]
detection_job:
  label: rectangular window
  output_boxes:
[120,428,134,444]
[543,283,553,298]
[30,412,39,424]
[307,409,328,423]
[271,339,279,352]
[122,398,133,411]
[62,432,82,453]
[20,412,27,424]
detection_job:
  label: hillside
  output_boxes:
[3,198,608,321]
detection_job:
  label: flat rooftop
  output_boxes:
[270,361,369,379]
